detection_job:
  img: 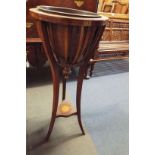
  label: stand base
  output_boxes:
[44,64,88,141]
[45,100,85,142]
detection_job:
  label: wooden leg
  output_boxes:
[89,63,95,77]
[45,67,60,141]
[76,65,87,135]
[62,78,66,100]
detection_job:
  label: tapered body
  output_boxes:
[30,6,107,140]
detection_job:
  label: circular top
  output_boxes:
[29,6,108,26]
[37,5,100,18]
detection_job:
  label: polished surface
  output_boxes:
[37,5,101,18]
[30,8,107,67]
[30,6,107,140]
[30,8,108,25]
[26,0,99,68]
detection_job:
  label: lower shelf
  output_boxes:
[56,101,77,118]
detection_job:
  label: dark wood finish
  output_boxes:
[27,0,99,37]
[26,38,46,68]
[39,40,60,141]
[62,78,66,100]
[30,7,107,140]
[56,112,77,118]
[76,65,89,135]
[26,0,99,67]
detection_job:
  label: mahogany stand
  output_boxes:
[30,6,107,141]
[45,64,87,141]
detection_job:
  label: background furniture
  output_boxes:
[98,0,129,14]
[86,2,129,78]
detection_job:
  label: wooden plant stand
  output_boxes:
[30,6,107,141]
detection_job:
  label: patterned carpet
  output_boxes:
[90,59,129,77]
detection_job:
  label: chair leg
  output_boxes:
[89,63,95,77]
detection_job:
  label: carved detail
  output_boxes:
[62,65,71,79]
[26,22,34,28]
[74,0,84,7]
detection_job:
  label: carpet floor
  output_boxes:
[27,85,98,155]
[67,73,129,155]
[27,59,129,155]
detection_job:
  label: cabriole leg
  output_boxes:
[76,65,88,135]
[45,67,60,141]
